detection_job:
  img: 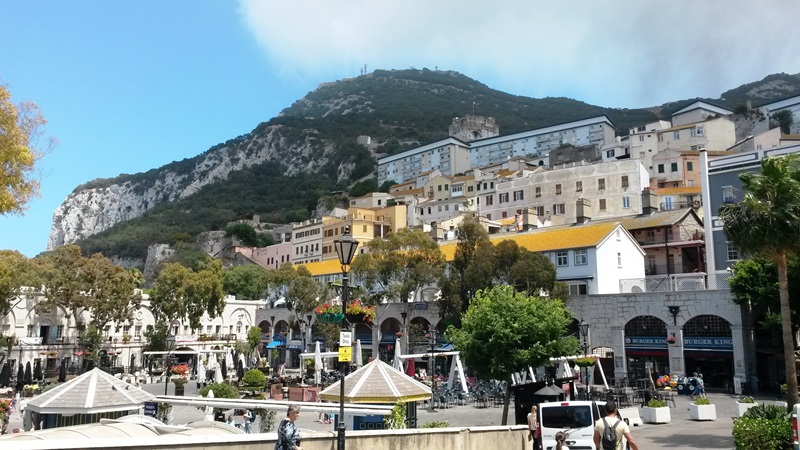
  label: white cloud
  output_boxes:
[239,0,800,108]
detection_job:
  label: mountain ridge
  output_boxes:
[48,69,800,260]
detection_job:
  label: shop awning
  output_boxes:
[266,340,284,349]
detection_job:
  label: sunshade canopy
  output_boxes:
[319,358,431,404]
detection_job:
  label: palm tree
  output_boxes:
[719,154,800,408]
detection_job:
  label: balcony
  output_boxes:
[620,272,731,293]
[659,200,702,211]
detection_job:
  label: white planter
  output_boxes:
[689,403,716,421]
[642,406,671,424]
[736,402,757,417]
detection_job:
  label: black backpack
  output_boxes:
[601,417,620,450]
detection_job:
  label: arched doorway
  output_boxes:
[379,317,402,363]
[624,315,668,383]
[683,314,733,390]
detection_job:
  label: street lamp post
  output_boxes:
[578,319,590,397]
[164,335,176,396]
[306,314,313,353]
[427,327,438,413]
[334,226,359,450]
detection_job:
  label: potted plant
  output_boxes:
[642,398,671,423]
[172,376,187,396]
[736,396,757,417]
[270,382,283,400]
[314,303,344,323]
[122,333,131,344]
[689,397,716,420]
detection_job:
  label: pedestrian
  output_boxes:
[696,374,706,398]
[19,398,27,418]
[527,404,540,450]
[275,405,303,450]
[243,409,253,434]
[555,431,569,450]
[593,401,639,450]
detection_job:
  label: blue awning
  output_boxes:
[266,340,284,349]
[435,343,454,352]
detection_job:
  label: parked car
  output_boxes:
[539,400,629,450]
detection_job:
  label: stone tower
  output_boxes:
[448,116,500,142]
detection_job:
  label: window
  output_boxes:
[673,131,680,140]
[686,162,693,171]
[363,225,367,233]
[658,134,664,142]
[438,185,442,191]
[514,190,524,201]
[606,149,614,158]
[556,251,569,267]
[658,164,665,174]
[696,127,704,136]
[56,325,64,338]
[569,284,588,296]
[617,252,622,267]
[726,241,739,261]
[671,162,678,172]
[499,193,509,203]
[599,199,606,210]
[555,184,562,195]
[598,178,605,190]
[574,250,588,265]
[576,181,582,192]
[553,203,565,215]
[722,186,736,203]
[622,196,630,209]
[467,186,474,192]
[438,205,442,212]
[444,184,449,190]
[485,195,494,206]
[639,135,645,142]
[534,206,545,216]
[502,211,508,219]
[452,185,463,195]
[621,176,629,188]
[535,187,541,197]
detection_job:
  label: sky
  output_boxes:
[1,0,799,258]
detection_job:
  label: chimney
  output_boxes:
[575,198,591,224]
[521,208,538,231]
[641,188,658,214]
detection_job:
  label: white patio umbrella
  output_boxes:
[393,338,403,371]
[204,389,214,421]
[196,358,207,384]
[226,349,235,375]
[239,354,247,371]
[354,339,363,368]
[208,353,223,384]
[314,341,322,385]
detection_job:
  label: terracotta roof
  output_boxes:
[26,367,155,415]
[440,221,622,260]
[654,186,701,195]
[616,209,699,230]
[319,358,431,403]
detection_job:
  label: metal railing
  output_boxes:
[619,272,731,293]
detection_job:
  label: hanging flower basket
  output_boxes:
[346,312,372,325]
[345,300,376,324]
[574,357,597,368]
[316,312,345,324]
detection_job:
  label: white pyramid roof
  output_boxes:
[319,358,431,404]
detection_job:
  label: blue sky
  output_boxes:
[2,0,799,257]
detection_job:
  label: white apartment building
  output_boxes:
[377,138,471,185]
[291,218,325,265]
[626,120,672,171]
[656,116,736,154]
[479,159,650,226]
[759,94,800,134]
[670,101,732,127]
[468,116,617,168]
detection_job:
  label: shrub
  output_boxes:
[200,382,239,399]
[737,396,755,404]
[732,416,791,450]
[241,369,267,389]
[743,404,790,420]
[646,399,667,408]
[694,397,712,405]
[421,421,450,428]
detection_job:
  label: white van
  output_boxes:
[539,401,628,450]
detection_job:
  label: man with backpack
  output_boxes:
[689,372,699,400]
[593,401,639,450]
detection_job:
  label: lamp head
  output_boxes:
[334,226,359,266]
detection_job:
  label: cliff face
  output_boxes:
[47,125,334,249]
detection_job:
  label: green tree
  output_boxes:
[0,85,54,215]
[223,264,271,299]
[771,110,794,134]
[150,258,225,330]
[720,154,800,408]
[287,266,321,314]
[225,223,259,247]
[351,228,445,306]
[0,250,36,319]
[447,285,579,424]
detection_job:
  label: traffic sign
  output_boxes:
[338,346,352,362]
[340,331,352,347]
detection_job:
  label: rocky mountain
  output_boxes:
[49,69,800,260]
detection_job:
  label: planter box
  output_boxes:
[737,402,757,417]
[642,406,671,424]
[689,403,716,421]
[270,384,283,400]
